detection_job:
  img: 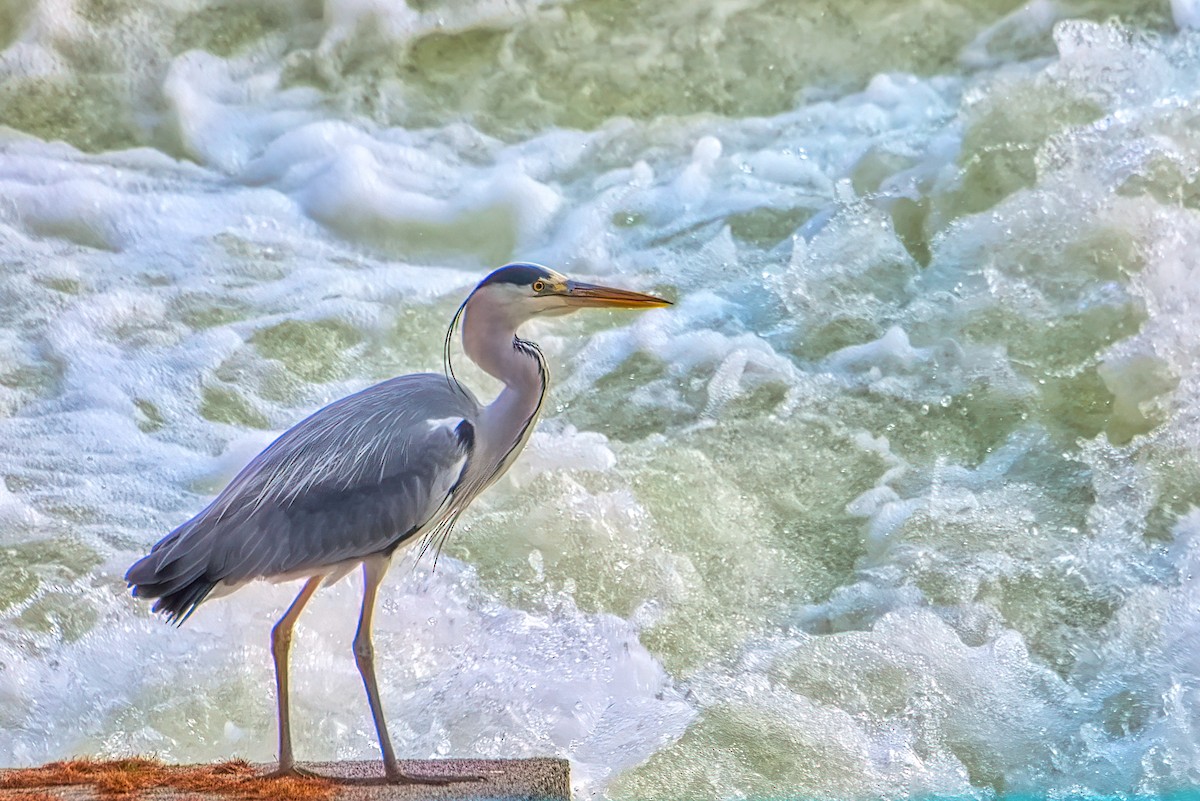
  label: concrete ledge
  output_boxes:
[0,758,571,800]
[305,759,570,800]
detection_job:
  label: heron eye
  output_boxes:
[532,280,546,293]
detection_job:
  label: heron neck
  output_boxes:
[460,298,547,457]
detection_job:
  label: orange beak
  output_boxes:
[560,280,672,309]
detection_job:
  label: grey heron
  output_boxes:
[125,262,670,784]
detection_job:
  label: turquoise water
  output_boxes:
[3,0,1200,799]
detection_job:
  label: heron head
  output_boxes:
[471,263,671,320]
[446,263,671,383]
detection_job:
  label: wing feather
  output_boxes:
[127,374,479,605]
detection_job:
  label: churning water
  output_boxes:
[3,1,1200,798]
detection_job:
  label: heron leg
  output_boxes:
[354,557,408,781]
[354,557,474,786]
[270,575,323,777]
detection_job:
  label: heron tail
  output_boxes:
[126,526,217,626]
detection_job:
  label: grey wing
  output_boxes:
[127,374,479,622]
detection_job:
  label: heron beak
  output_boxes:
[561,280,672,309]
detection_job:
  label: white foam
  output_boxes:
[1173,0,1200,28]
[4,5,1200,800]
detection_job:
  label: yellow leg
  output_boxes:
[270,575,323,776]
[354,558,407,780]
[352,557,480,786]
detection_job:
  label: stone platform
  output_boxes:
[0,758,571,800]
[304,759,570,800]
